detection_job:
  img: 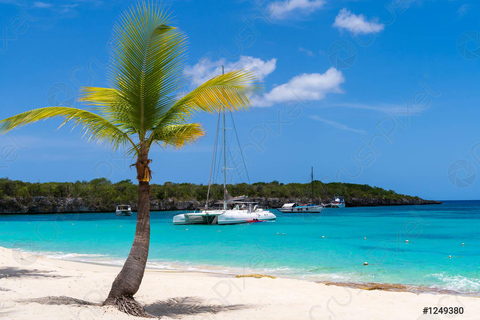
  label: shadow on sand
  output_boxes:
[16,295,251,318]
[20,296,100,306]
[144,297,251,318]
[0,267,67,279]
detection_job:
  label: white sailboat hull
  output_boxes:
[277,205,324,213]
[173,209,276,225]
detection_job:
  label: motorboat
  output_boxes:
[330,196,345,208]
[116,204,133,216]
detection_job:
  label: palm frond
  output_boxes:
[149,123,204,149]
[156,70,260,130]
[79,86,137,135]
[79,87,122,107]
[108,1,187,139]
[0,107,138,153]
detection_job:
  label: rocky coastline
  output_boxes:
[0,196,441,214]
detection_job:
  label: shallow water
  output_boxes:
[1,201,479,294]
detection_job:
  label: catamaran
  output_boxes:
[277,167,324,213]
[173,67,276,225]
[173,202,276,225]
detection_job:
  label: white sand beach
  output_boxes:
[0,246,477,320]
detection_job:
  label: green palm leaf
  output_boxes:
[150,123,205,149]
[0,107,137,152]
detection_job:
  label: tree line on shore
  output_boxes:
[0,177,423,210]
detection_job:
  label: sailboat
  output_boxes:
[173,67,277,225]
[277,167,324,213]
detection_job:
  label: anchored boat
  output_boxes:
[277,167,324,214]
[173,202,276,225]
[331,196,345,208]
[173,66,276,225]
[116,204,132,216]
[277,203,323,213]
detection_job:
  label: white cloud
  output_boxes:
[268,0,325,19]
[33,1,53,8]
[253,67,344,107]
[333,8,384,35]
[184,56,277,86]
[311,115,366,134]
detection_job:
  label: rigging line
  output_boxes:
[213,125,223,185]
[212,109,224,185]
[206,111,221,209]
[229,111,251,184]
[226,141,245,185]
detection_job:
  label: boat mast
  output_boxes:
[222,65,227,210]
[311,166,314,203]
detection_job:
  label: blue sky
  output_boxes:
[1,0,480,200]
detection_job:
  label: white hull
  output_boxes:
[173,209,276,225]
[277,205,323,213]
[116,210,133,216]
[329,197,345,208]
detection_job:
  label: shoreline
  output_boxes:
[1,246,479,319]
[5,246,480,299]
[0,201,444,215]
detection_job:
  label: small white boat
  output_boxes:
[330,196,345,208]
[173,203,276,225]
[277,203,324,213]
[116,204,132,216]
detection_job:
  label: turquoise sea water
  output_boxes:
[1,201,479,294]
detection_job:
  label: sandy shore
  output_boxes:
[0,247,478,319]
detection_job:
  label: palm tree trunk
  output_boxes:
[104,153,151,305]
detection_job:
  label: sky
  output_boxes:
[0,0,480,200]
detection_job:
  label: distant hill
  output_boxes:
[0,178,440,214]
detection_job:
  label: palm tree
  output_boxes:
[0,1,257,314]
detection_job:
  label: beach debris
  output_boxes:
[321,281,409,292]
[363,262,368,266]
[236,274,276,279]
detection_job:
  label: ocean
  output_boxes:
[1,201,479,294]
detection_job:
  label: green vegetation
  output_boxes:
[0,177,424,212]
